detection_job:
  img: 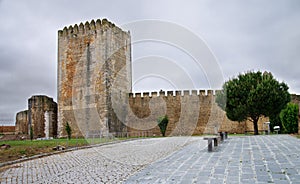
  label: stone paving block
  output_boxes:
[243,175,257,181]
[180,178,195,184]
[241,168,254,174]
[195,178,210,184]
[225,175,239,182]
[285,168,298,175]
[269,166,282,172]
[289,174,300,180]
[272,173,288,181]
[198,171,211,177]
[256,174,272,181]
[214,168,226,174]
[272,179,291,184]
[240,179,257,184]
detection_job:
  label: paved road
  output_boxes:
[0,137,201,183]
[125,135,300,184]
[1,135,300,183]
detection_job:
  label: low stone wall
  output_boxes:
[0,126,15,134]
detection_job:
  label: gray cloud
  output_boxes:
[0,0,299,124]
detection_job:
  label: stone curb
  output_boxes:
[0,138,140,168]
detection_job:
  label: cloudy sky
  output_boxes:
[0,0,299,124]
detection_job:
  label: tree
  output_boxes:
[65,122,72,140]
[216,71,290,135]
[157,115,169,137]
[280,103,299,134]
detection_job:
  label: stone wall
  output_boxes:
[126,90,269,136]
[126,92,300,136]
[0,126,15,134]
[15,95,57,138]
[57,19,132,137]
[28,95,57,138]
[15,110,28,134]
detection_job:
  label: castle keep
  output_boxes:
[57,19,132,137]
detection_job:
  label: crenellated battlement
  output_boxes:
[58,18,129,38]
[128,89,217,98]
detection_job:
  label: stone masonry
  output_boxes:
[127,90,270,136]
[57,19,132,137]
[15,110,28,134]
[28,95,57,138]
[15,95,57,138]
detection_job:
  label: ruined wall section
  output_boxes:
[28,95,57,138]
[57,19,131,137]
[15,110,28,134]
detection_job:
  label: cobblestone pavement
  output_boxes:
[0,137,201,183]
[125,135,300,184]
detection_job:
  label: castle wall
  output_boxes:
[127,90,252,136]
[127,92,300,136]
[15,110,28,134]
[57,19,131,137]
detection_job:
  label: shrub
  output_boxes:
[280,103,299,134]
[157,116,169,137]
[65,122,72,140]
[30,126,33,141]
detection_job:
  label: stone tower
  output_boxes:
[57,19,132,137]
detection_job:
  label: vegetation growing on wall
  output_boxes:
[157,116,169,137]
[65,122,72,140]
[30,126,33,141]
